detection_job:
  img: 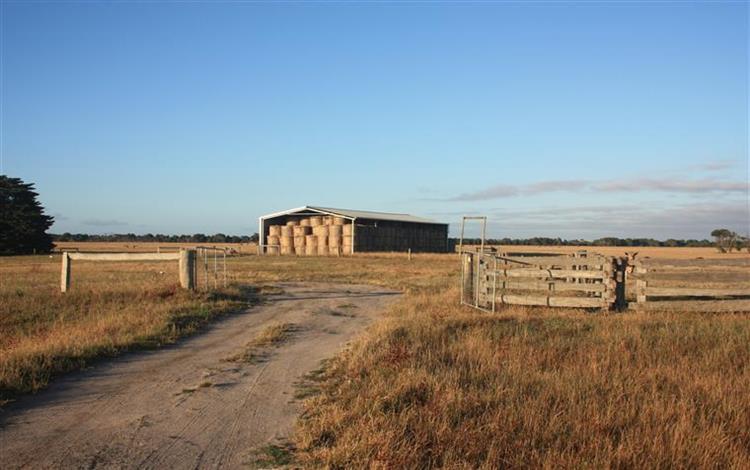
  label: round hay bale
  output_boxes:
[300,218,311,227]
[280,226,294,237]
[329,235,342,246]
[266,235,280,246]
[294,246,305,256]
[293,236,306,247]
[310,216,323,227]
[280,246,293,255]
[317,236,329,247]
[305,235,317,246]
[317,246,329,256]
[280,236,293,247]
[332,217,345,226]
[293,226,312,237]
[342,235,352,246]
[342,224,353,236]
[286,220,300,227]
[323,216,333,225]
[269,226,282,237]
[312,226,329,237]
[329,225,343,237]
[305,244,317,256]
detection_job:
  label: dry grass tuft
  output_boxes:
[294,291,750,468]
[226,322,297,363]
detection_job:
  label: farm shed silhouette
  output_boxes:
[259,206,449,255]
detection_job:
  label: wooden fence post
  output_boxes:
[61,252,71,293]
[179,249,197,290]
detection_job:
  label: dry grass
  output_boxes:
[4,245,749,467]
[0,255,247,401]
[294,288,750,468]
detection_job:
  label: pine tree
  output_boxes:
[0,176,55,255]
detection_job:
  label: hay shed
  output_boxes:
[259,206,449,255]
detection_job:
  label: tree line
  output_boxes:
[453,237,717,247]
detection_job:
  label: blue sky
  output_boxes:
[1,1,747,239]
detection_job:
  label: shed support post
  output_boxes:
[179,249,197,290]
[61,252,71,293]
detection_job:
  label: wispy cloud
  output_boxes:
[82,218,129,227]
[689,159,743,172]
[445,177,747,201]
[592,178,747,193]
[438,202,749,239]
[450,184,519,201]
[525,180,588,194]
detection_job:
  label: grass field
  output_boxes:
[2,244,749,466]
[0,255,248,401]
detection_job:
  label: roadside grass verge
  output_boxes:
[294,286,750,468]
[0,255,249,402]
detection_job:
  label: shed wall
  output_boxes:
[354,219,448,253]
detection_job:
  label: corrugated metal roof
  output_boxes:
[260,205,444,225]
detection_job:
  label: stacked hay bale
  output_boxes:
[312,223,329,256]
[266,225,282,255]
[279,224,294,255]
[293,225,311,255]
[266,215,353,256]
[342,223,353,253]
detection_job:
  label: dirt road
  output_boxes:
[0,283,399,469]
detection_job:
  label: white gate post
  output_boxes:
[61,252,71,293]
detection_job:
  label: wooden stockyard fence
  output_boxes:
[460,250,750,313]
[631,257,750,312]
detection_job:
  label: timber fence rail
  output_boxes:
[631,258,750,312]
[462,250,626,311]
[61,250,196,292]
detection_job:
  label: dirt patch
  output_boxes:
[0,283,399,469]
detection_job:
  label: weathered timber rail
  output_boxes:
[60,250,196,292]
[462,250,626,311]
[461,250,750,313]
[632,258,750,312]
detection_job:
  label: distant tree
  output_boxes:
[735,235,749,253]
[711,228,738,253]
[210,233,227,243]
[0,176,55,255]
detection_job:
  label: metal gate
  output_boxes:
[196,246,227,291]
